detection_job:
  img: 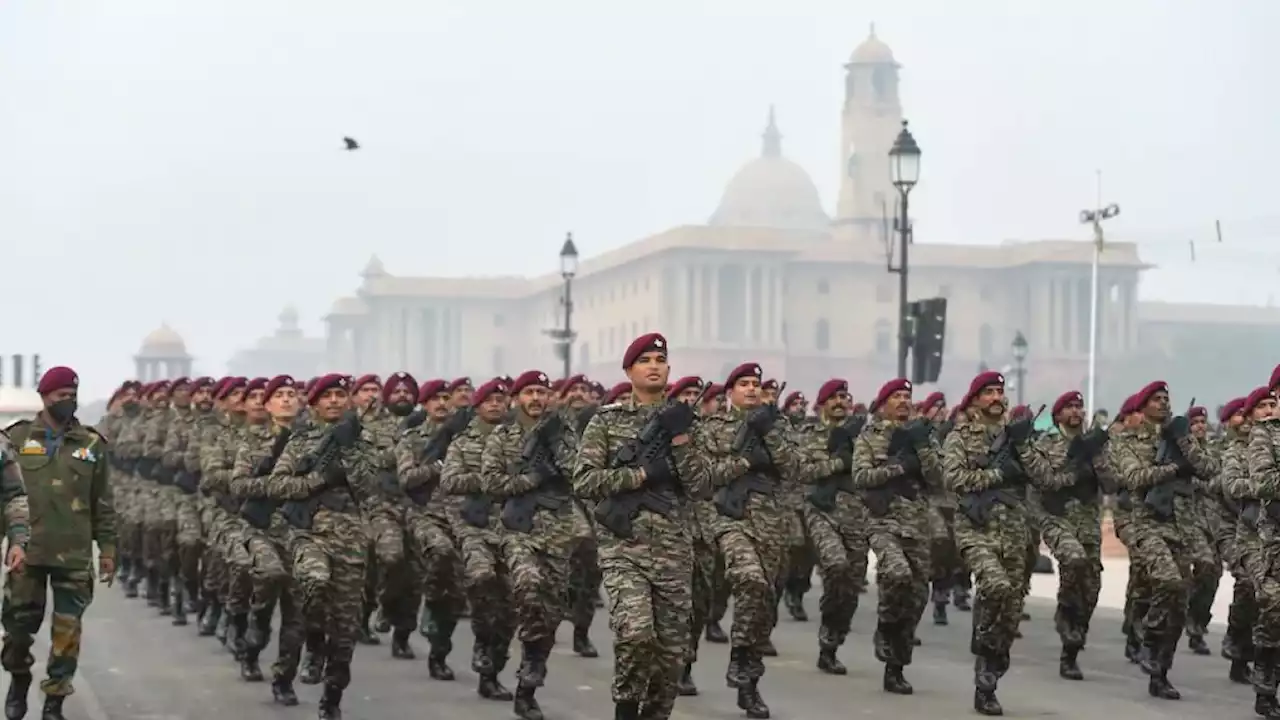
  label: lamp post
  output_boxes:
[558,233,579,378]
[888,120,921,378]
[1079,198,1120,419]
[1011,330,1028,406]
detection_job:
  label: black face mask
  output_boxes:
[388,401,414,418]
[123,402,140,416]
[48,399,78,423]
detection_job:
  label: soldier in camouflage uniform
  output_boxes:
[697,382,732,645]
[664,376,709,696]
[442,378,517,701]
[1108,395,1148,661]
[780,389,817,623]
[1114,380,1217,701]
[229,375,305,705]
[265,373,371,720]
[573,332,712,720]
[559,374,602,659]
[797,379,866,675]
[1184,406,1222,655]
[396,379,466,681]
[136,380,173,609]
[700,361,799,718]
[1242,386,1280,718]
[851,378,939,695]
[160,376,216,625]
[348,374,388,647]
[185,378,226,625]
[941,371,1038,716]
[481,370,584,720]
[917,392,961,624]
[200,377,254,654]
[1212,395,1256,684]
[1027,390,1112,680]
[2,367,105,720]
[101,382,139,587]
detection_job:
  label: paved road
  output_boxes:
[8,581,1259,720]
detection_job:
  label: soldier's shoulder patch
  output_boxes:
[597,403,626,414]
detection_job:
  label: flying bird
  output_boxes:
[343,136,360,151]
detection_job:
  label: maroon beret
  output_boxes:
[1188,406,1207,420]
[961,371,1005,409]
[725,362,763,388]
[245,377,269,395]
[220,376,249,400]
[560,374,587,395]
[190,376,215,394]
[872,378,912,411]
[146,381,172,399]
[782,391,804,409]
[666,375,703,400]
[381,371,418,404]
[762,378,780,391]
[353,374,381,392]
[1220,397,1247,423]
[1118,394,1138,416]
[307,373,352,405]
[36,366,79,396]
[551,378,566,394]
[264,374,297,399]
[1133,381,1168,411]
[815,379,848,407]
[448,377,473,392]
[1052,390,1084,418]
[700,383,725,402]
[590,381,606,395]
[1270,365,1280,392]
[1245,386,1276,415]
[511,370,551,394]
[920,391,946,410]
[169,376,191,391]
[622,332,667,369]
[471,378,510,407]
[417,379,449,403]
[1009,404,1032,421]
[604,382,633,404]
[210,376,229,398]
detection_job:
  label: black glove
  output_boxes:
[903,418,933,445]
[333,413,362,446]
[826,427,850,455]
[657,401,696,437]
[833,445,853,471]
[1007,417,1035,443]
[746,443,773,471]
[642,455,674,487]
[253,456,275,477]
[1163,415,1190,440]
[897,451,921,478]
[997,451,1022,481]
[323,463,348,489]
[295,454,317,475]
[746,404,780,436]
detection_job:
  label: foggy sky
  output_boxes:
[2,0,1277,399]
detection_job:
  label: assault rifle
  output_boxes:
[714,404,780,520]
[407,407,472,507]
[574,405,598,437]
[863,418,933,517]
[957,405,1043,527]
[593,401,694,538]
[1041,426,1111,517]
[808,414,865,512]
[281,410,363,530]
[1145,399,1197,520]
[501,414,570,533]
[240,426,293,529]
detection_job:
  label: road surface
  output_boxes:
[6,569,1259,720]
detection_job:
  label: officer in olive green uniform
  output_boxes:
[3,366,113,720]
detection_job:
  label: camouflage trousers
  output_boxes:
[368,511,419,632]
[176,494,204,594]
[567,537,601,631]
[717,527,783,668]
[1218,516,1256,660]
[867,525,928,666]
[224,522,255,616]
[502,519,577,688]
[247,528,304,683]
[601,545,692,716]
[405,509,462,659]
[1130,525,1192,673]
[1038,503,1103,650]
[927,504,962,601]
[201,509,235,603]
[955,507,1031,659]
[802,506,868,651]
[1183,519,1222,640]
[708,550,730,624]
[292,531,367,690]
[457,525,515,676]
[687,537,716,665]
[1,566,94,696]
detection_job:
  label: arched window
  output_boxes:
[979,323,994,359]
[815,319,830,352]
[875,319,891,355]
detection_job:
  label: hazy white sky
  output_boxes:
[3,1,1277,398]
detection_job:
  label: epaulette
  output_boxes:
[84,426,109,445]
[597,403,626,413]
[3,419,31,434]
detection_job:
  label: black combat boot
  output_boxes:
[477,674,512,701]
[390,629,415,659]
[1188,632,1211,656]
[6,673,31,720]
[1059,646,1083,680]
[145,569,160,606]
[357,606,379,646]
[883,664,913,695]
[1257,694,1280,719]
[677,663,698,695]
[271,676,299,706]
[933,601,948,626]
[513,685,543,720]
[1232,658,1253,684]
[736,679,770,719]
[427,616,456,680]
[704,620,728,643]
[124,573,140,599]
[1147,672,1181,700]
[171,582,187,626]
[39,694,65,720]
[317,684,342,720]
[229,612,248,660]
[816,647,846,675]
[952,584,971,611]
[299,633,325,685]
[373,608,391,634]
[973,655,1002,716]
[614,701,639,720]
[785,589,808,622]
[240,647,264,682]
[157,577,172,616]
[572,626,598,658]
[974,687,1003,716]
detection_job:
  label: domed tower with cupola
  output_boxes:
[135,323,193,381]
[836,25,906,237]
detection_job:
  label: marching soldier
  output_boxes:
[665,375,710,696]
[558,374,602,659]
[161,376,216,625]
[1243,386,1280,718]
[1184,405,1223,656]
[1212,395,1255,683]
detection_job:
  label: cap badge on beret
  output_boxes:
[538,373,547,382]
[752,366,761,376]
[996,374,1004,383]
[497,383,508,393]
[654,338,664,348]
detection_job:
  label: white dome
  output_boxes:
[139,323,187,356]
[709,107,829,233]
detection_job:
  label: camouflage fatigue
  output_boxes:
[141,408,179,606]
[1028,429,1107,652]
[359,409,418,644]
[942,417,1034,691]
[231,424,305,685]
[267,420,373,693]
[1115,419,1218,678]
[852,417,937,672]
[114,409,152,589]
[482,412,585,699]
[1244,420,1280,697]
[201,417,253,641]
[927,420,963,606]
[396,420,464,670]
[162,406,209,618]
[1214,428,1255,663]
[1105,427,1149,653]
[2,417,107,697]
[699,407,799,689]
[573,396,712,718]
[561,408,603,643]
[100,411,138,581]
[441,416,515,683]
[686,502,716,666]
[1184,437,1224,644]
[796,419,869,656]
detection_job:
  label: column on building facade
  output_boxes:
[743,266,753,342]
[701,265,715,343]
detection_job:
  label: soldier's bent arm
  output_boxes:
[919,439,943,488]
[482,430,535,498]
[200,437,233,494]
[441,434,486,495]
[1022,438,1074,490]
[851,432,900,489]
[572,413,643,500]
[266,437,327,500]
[1221,445,1250,499]
[674,424,713,499]
[395,431,439,491]
[698,418,750,488]
[230,443,270,499]
[940,431,1002,493]
[160,424,185,471]
[1246,425,1280,499]
[0,441,29,547]
[1182,435,1222,479]
[1115,439,1177,491]
[90,436,117,556]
